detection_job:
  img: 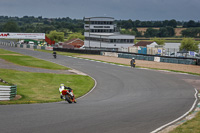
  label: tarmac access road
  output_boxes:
[0,45,196,133]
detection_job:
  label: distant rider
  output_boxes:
[53,51,57,58]
[59,84,73,99]
[130,57,136,68]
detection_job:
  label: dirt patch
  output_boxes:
[78,55,200,74]
[13,95,22,100]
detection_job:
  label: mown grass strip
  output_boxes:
[0,69,94,105]
[169,111,200,133]
[0,49,69,70]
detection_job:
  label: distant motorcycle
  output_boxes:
[53,52,57,59]
[53,54,56,59]
[61,89,76,104]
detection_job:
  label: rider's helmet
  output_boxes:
[60,84,64,86]
[132,57,135,60]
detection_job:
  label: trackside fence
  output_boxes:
[0,85,17,101]
[0,41,53,51]
[0,41,199,65]
[102,52,198,65]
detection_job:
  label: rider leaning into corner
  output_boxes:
[59,84,74,99]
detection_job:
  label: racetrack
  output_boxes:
[0,45,197,133]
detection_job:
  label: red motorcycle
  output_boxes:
[62,89,76,104]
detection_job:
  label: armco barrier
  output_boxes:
[0,85,17,100]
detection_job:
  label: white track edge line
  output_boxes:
[151,88,199,133]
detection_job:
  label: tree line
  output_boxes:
[116,19,200,28]
[0,16,200,38]
[0,16,84,35]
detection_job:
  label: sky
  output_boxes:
[0,0,199,21]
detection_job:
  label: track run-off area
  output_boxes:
[0,45,198,133]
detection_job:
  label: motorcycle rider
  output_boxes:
[52,51,57,58]
[130,57,136,68]
[59,83,74,99]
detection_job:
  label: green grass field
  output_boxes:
[0,48,95,104]
[169,112,200,133]
[0,68,94,104]
[0,49,69,70]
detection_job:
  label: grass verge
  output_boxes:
[0,49,69,70]
[0,68,94,105]
[169,111,200,133]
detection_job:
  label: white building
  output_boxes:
[84,17,135,51]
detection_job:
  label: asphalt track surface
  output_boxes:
[0,45,196,133]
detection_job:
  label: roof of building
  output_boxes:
[134,41,154,47]
[84,17,114,20]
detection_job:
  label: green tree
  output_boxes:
[144,28,159,37]
[187,20,196,27]
[120,29,136,35]
[67,32,85,40]
[168,19,177,28]
[152,38,165,45]
[180,38,199,52]
[47,30,64,42]
[182,28,200,37]
[3,21,20,32]
[158,26,174,37]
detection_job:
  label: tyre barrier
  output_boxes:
[0,41,49,50]
[117,53,196,65]
[0,85,17,101]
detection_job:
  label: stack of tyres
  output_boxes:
[169,58,174,63]
[160,57,165,62]
[139,55,144,60]
[185,59,192,65]
[164,58,170,63]
[26,45,30,48]
[148,56,154,61]
[131,55,137,59]
[178,59,185,64]
[128,54,132,59]
[41,46,45,50]
[135,55,140,60]
[172,59,179,64]
[143,56,148,60]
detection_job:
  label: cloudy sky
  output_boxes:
[0,0,199,21]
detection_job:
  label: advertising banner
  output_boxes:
[0,33,45,39]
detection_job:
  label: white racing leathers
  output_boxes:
[59,86,65,96]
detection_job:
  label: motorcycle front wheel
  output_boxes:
[65,95,72,103]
